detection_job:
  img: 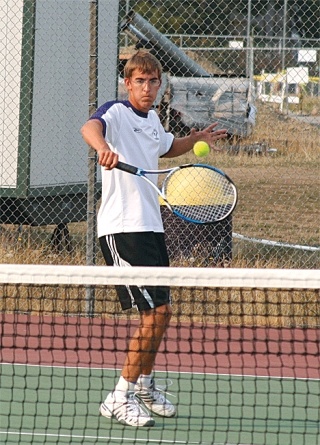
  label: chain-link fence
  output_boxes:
[1,0,319,268]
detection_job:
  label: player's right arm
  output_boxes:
[81,119,118,169]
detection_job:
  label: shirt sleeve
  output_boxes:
[89,100,120,142]
[157,116,174,157]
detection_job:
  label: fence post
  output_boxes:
[86,0,99,316]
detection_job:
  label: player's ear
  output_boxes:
[124,77,131,90]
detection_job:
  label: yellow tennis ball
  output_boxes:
[193,141,210,157]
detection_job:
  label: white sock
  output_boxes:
[106,376,135,403]
[136,373,153,389]
[115,376,136,392]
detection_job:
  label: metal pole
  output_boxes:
[125,0,130,46]
[281,0,287,71]
[246,0,252,78]
[246,0,253,135]
[121,11,210,77]
[86,0,99,316]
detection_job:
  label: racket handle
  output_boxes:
[116,161,139,175]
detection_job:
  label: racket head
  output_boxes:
[162,164,237,224]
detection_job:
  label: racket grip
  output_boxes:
[116,161,138,175]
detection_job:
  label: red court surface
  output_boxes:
[1,313,319,379]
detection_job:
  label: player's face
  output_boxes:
[125,69,161,113]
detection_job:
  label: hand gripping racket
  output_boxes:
[116,161,237,224]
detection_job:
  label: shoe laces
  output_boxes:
[152,378,175,398]
[138,378,176,403]
[127,393,150,416]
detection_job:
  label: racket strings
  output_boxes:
[163,166,236,223]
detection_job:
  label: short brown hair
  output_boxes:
[124,50,162,79]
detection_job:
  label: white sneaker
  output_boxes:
[134,378,176,417]
[100,392,155,427]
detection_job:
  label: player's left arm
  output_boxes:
[163,123,227,159]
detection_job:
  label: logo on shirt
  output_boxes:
[152,129,159,140]
[133,127,142,133]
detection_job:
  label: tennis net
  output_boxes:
[0,264,319,445]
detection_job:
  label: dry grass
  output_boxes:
[226,104,320,251]
[1,283,319,328]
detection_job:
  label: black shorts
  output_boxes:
[99,232,170,312]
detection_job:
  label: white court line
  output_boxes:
[1,431,253,445]
[0,431,221,445]
[1,362,319,381]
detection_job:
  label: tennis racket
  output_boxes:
[116,161,237,224]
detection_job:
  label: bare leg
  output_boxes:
[121,303,172,382]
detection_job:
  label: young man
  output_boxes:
[81,50,227,427]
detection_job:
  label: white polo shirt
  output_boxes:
[90,100,174,237]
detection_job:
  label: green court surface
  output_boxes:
[0,364,319,445]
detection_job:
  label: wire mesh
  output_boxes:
[1,0,319,268]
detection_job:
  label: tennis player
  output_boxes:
[81,50,227,427]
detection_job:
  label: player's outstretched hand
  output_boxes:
[190,122,227,151]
